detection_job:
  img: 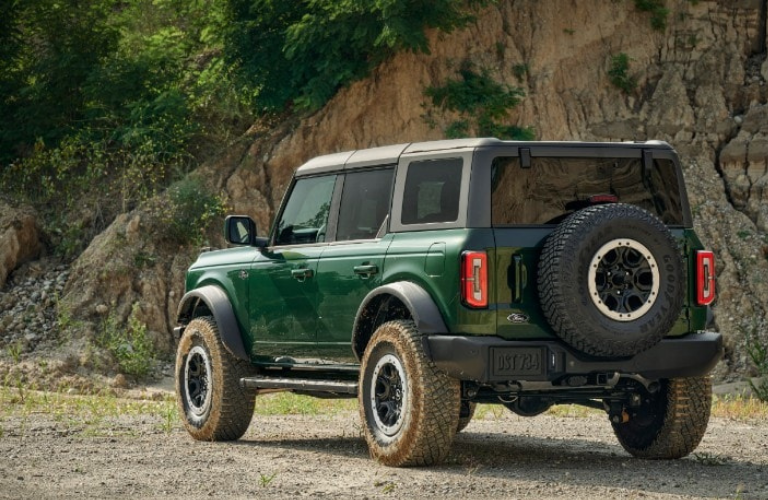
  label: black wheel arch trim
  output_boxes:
[175,285,249,361]
[352,281,448,360]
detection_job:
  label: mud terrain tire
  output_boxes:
[539,203,684,358]
[359,320,461,466]
[176,316,256,441]
[612,376,712,459]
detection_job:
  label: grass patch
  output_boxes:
[254,392,356,416]
[711,394,768,421]
[691,451,729,466]
[0,385,177,437]
[2,386,766,441]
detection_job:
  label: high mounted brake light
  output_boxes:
[695,250,716,306]
[588,194,618,204]
[461,251,488,308]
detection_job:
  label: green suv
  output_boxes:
[174,138,722,466]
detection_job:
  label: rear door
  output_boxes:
[315,167,395,361]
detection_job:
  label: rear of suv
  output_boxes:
[174,138,722,466]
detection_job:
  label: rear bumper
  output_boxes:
[426,331,722,383]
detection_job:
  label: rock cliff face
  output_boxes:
[62,0,768,378]
[0,201,40,287]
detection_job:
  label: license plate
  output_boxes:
[490,347,544,377]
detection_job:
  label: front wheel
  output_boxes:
[175,316,256,441]
[612,377,712,459]
[359,320,461,466]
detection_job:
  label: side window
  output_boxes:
[336,168,394,241]
[401,158,462,225]
[275,175,336,245]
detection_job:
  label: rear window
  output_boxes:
[491,156,684,225]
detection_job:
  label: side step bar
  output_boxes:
[240,376,358,395]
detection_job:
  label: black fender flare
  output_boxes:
[352,281,448,360]
[175,285,249,361]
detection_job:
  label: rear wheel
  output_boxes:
[359,320,460,466]
[175,317,256,441]
[612,377,712,459]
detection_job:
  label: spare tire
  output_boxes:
[538,203,684,358]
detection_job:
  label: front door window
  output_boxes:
[275,175,336,245]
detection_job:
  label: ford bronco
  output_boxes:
[174,138,722,466]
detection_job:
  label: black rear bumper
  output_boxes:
[426,331,722,383]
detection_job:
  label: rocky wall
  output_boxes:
[59,0,768,378]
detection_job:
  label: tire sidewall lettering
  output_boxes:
[538,204,684,357]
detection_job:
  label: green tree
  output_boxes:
[224,0,487,112]
[425,64,534,140]
[0,0,119,160]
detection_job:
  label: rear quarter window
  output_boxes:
[402,158,462,224]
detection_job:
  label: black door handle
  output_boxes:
[353,264,378,278]
[291,268,314,281]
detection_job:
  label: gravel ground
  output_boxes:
[1,399,767,499]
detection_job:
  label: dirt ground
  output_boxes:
[1,394,767,500]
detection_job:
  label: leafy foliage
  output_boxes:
[745,326,768,402]
[161,178,228,247]
[98,303,155,379]
[0,0,250,257]
[1,0,494,260]
[224,0,488,112]
[424,64,534,140]
[608,53,637,94]
[633,0,669,31]
[0,0,120,160]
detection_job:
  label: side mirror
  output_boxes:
[224,216,266,247]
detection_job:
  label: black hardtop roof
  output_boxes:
[294,138,675,177]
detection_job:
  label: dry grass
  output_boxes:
[711,393,768,421]
[2,383,767,441]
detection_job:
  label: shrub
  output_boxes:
[158,177,227,247]
[424,63,534,140]
[608,53,637,94]
[98,303,155,380]
[745,325,768,402]
[634,0,669,31]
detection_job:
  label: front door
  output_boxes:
[249,174,337,359]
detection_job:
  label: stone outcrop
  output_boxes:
[719,104,768,230]
[0,201,41,287]
[60,0,767,378]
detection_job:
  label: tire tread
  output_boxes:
[613,376,712,459]
[176,316,256,441]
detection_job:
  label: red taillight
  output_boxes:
[461,251,488,308]
[696,250,716,306]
